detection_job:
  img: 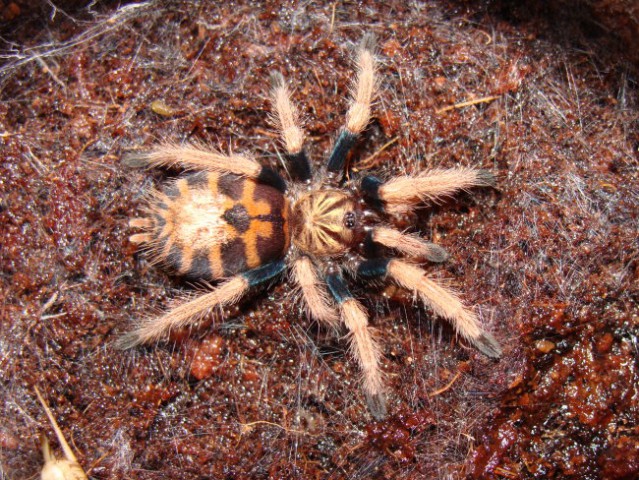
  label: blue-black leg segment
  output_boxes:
[362,229,382,258]
[286,150,312,181]
[356,258,391,280]
[361,175,384,210]
[327,259,391,303]
[242,260,287,287]
[257,166,287,193]
[326,273,353,304]
[327,130,357,174]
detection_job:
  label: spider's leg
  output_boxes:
[117,261,286,348]
[361,168,495,214]
[368,226,449,262]
[357,258,502,358]
[325,271,386,418]
[292,256,339,327]
[123,144,286,192]
[270,72,312,181]
[327,35,377,176]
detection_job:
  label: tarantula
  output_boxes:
[121,36,501,418]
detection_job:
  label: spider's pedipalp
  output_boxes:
[117,261,286,348]
[365,168,495,214]
[371,226,449,262]
[292,257,339,327]
[326,272,386,418]
[123,144,286,192]
[270,72,311,181]
[327,35,377,175]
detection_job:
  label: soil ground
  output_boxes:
[1,1,637,478]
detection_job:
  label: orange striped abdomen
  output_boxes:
[144,171,290,280]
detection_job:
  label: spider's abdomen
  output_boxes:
[144,171,290,280]
[291,190,358,256]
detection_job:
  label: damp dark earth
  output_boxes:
[1,1,638,479]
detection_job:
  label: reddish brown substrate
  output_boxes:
[1,1,637,479]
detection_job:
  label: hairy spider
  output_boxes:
[121,36,501,418]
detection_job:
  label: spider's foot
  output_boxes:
[366,391,388,420]
[473,332,502,358]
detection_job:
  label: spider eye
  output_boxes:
[344,211,356,229]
